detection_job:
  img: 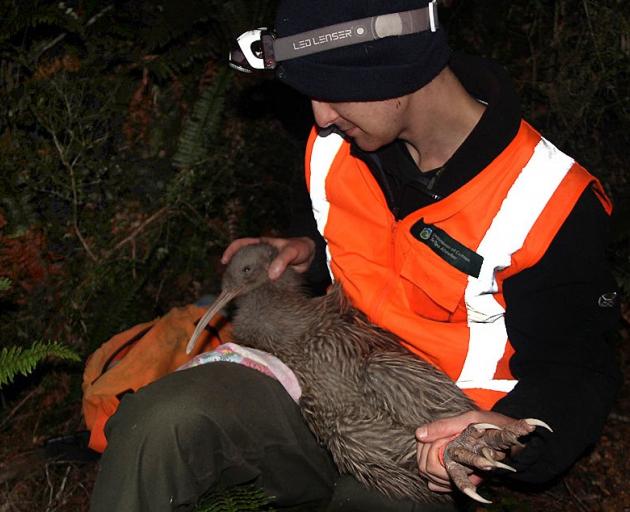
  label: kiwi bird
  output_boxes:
[187,243,551,504]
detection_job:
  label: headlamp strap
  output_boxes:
[273,1,439,63]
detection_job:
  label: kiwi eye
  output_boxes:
[242,265,251,274]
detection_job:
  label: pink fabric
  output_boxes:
[178,342,302,402]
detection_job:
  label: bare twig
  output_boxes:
[86,5,114,27]
[34,33,67,62]
[107,206,170,255]
[35,108,98,262]
[79,318,89,337]
[0,388,39,431]
[563,478,591,512]
[131,239,137,280]
[45,464,54,509]
[53,465,72,504]
[581,0,605,72]
[581,0,625,113]
[153,274,167,307]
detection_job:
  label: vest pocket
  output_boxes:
[399,244,468,321]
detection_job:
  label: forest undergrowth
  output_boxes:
[1,1,628,510]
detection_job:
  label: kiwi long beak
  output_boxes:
[186,287,241,354]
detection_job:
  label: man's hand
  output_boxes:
[222,236,316,280]
[415,410,518,493]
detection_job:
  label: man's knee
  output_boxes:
[105,362,293,449]
[94,363,337,510]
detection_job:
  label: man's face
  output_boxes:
[310,97,408,152]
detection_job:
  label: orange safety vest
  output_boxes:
[305,120,611,410]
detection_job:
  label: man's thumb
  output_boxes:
[416,416,469,443]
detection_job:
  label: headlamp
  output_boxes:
[228,1,439,73]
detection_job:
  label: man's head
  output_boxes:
[274,0,450,102]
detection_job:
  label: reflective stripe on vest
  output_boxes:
[308,131,574,394]
[310,132,345,278]
[458,138,574,392]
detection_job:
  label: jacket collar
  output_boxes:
[350,52,522,217]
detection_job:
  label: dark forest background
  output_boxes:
[0,0,628,510]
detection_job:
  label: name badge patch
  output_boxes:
[410,219,483,278]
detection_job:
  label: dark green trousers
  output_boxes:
[90,362,459,512]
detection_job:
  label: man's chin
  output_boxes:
[354,137,385,153]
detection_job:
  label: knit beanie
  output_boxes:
[274,0,450,102]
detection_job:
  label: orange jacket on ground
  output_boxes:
[82,304,230,452]
[305,120,611,410]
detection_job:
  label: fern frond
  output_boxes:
[172,66,231,169]
[195,483,275,512]
[162,39,215,70]
[145,59,179,82]
[0,340,81,388]
[0,4,79,46]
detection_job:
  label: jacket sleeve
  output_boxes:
[493,187,621,483]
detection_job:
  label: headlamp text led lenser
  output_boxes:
[229,1,439,73]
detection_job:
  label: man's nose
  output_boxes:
[311,100,339,128]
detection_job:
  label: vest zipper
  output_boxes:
[369,220,400,324]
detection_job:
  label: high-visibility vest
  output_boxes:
[305,120,611,410]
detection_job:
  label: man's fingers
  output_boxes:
[417,438,451,489]
[267,237,315,278]
[222,236,315,280]
[427,481,453,493]
[417,413,476,443]
[417,410,518,443]
[221,238,261,264]
[427,474,451,489]
[268,245,299,280]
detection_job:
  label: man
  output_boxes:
[90,1,620,510]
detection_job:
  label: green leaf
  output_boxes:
[194,483,275,512]
[0,341,81,388]
[0,277,11,292]
[172,67,232,169]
